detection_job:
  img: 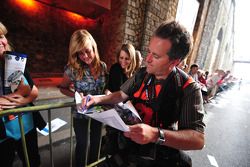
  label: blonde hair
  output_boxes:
[67,29,101,80]
[0,22,12,52]
[135,50,143,71]
[117,43,136,77]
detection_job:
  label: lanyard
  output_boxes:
[145,76,155,103]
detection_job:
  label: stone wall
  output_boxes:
[186,0,211,67]
[196,0,221,70]
[102,0,179,68]
[196,0,235,72]
[139,0,178,57]
[99,0,128,68]
[124,0,147,50]
[212,0,235,71]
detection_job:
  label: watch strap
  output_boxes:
[156,127,165,145]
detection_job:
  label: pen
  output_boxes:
[82,95,91,112]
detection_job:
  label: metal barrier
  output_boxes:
[0,101,107,167]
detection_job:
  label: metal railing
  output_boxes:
[0,101,107,167]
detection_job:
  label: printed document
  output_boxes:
[75,92,141,132]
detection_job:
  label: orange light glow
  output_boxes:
[12,0,38,12]
[11,0,96,26]
[65,11,86,22]
[64,11,97,27]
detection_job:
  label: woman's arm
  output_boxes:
[59,73,75,97]
[0,85,38,109]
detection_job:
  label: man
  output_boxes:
[189,64,208,103]
[83,20,205,167]
[189,63,199,82]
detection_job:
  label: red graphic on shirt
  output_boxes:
[133,82,162,125]
[135,103,153,124]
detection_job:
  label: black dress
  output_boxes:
[108,63,128,92]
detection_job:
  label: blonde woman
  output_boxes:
[0,22,45,167]
[107,43,136,92]
[60,29,108,166]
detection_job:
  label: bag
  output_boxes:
[0,119,6,139]
[103,147,192,167]
[103,127,120,155]
[30,103,46,130]
[3,112,34,140]
[135,145,192,167]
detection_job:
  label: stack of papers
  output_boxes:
[75,92,141,132]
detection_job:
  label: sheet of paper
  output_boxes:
[4,52,27,87]
[75,92,141,132]
[85,108,130,131]
[37,118,67,136]
[118,101,141,121]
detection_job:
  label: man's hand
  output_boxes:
[124,123,158,144]
[80,93,100,109]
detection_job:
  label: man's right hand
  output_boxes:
[80,94,100,109]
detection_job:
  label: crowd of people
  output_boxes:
[188,63,236,103]
[0,20,207,167]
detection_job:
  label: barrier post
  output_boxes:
[18,114,30,167]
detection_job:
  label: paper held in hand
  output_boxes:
[75,92,141,132]
[4,51,27,92]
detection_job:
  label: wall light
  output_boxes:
[12,0,38,11]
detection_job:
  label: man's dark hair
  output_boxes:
[190,63,199,69]
[154,20,192,60]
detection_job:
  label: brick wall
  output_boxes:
[83,0,179,69]
[0,0,102,76]
[99,0,128,68]
[102,0,179,67]
[124,0,147,50]
[141,0,178,57]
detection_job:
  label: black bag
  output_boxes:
[136,145,192,167]
[0,119,6,139]
[103,127,120,155]
[134,144,192,167]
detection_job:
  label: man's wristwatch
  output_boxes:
[156,128,165,145]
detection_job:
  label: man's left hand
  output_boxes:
[124,123,158,144]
